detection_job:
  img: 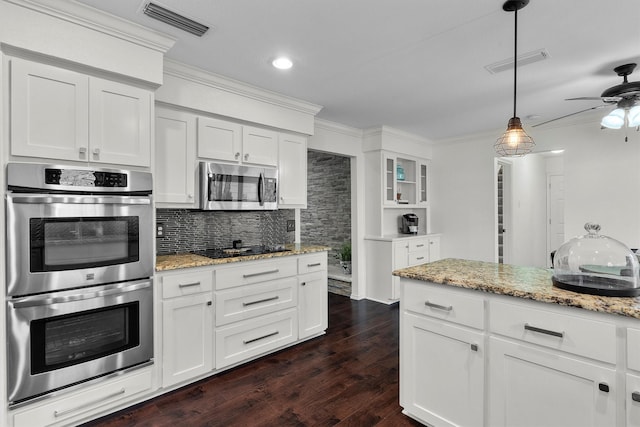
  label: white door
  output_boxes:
[298,272,328,339]
[278,134,307,207]
[489,336,617,427]
[242,126,278,166]
[162,293,214,388]
[401,312,484,427]
[155,108,197,206]
[547,174,565,266]
[10,58,89,161]
[89,78,151,167]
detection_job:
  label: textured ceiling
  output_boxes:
[77,0,640,142]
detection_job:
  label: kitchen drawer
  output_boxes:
[403,281,484,329]
[215,258,297,290]
[408,238,429,252]
[12,367,152,427]
[161,270,213,299]
[215,277,298,326]
[215,308,297,369]
[408,250,428,266]
[490,300,616,364]
[298,253,327,275]
[628,328,640,371]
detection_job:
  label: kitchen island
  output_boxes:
[393,258,640,427]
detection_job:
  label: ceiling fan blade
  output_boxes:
[566,96,621,102]
[532,105,610,128]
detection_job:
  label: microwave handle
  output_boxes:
[258,172,265,206]
[9,195,151,205]
[9,280,152,308]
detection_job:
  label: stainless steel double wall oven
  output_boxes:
[5,163,154,406]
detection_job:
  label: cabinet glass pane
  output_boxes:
[386,158,395,202]
[420,164,428,203]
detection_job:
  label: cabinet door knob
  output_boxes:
[244,153,249,161]
[632,391,640,402]
[470,343,478,352]
[235,152,240,159]
[207,301,212,306]
[93,148,100,159]
[598,383,610,393]
[79,146,87,155]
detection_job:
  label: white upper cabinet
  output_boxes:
[10,58,89,161]
[278,133,307,208]
[155,107,197,206]
[88,78,151,166]
[197,116,242,162]
[242,126,278,166]
[197,117,277,167]
[10,57,152,167]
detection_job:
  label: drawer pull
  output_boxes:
[243,296,279,306]
[307,262,322,267]
[179,281,201,288]
[54,388,125,417]
[599,383,610,393]
[416,257,425,261]
[243,331,279,345]
[524,323,564,338]
[632,392,640,402]
[424,301,453,311]
[243,269,279,278]
[416,244,425,248]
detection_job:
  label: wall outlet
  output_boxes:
[156,223,166,238]
[287,220,296,232]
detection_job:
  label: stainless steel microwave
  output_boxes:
[199,162,278,210]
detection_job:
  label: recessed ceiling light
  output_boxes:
[272,57,293,70]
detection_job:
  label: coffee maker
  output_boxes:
[401,213,419,234]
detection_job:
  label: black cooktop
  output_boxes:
[193,245,290,259]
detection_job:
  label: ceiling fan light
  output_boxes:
[601,108,625,129]
[628,106,640,127]
[495,117,535,156]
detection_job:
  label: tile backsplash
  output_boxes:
[156,209,295,255]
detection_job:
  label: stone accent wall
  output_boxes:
[301,150,351,266]
[156,209,295,254]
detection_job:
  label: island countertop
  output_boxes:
[156,244,330,272]
[392,258,640,320]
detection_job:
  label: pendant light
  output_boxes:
[494,0,535,157]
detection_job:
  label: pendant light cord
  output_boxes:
[513,7,518,118]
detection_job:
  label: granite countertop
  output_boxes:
[393,258,640,320]
[156,244,330,272]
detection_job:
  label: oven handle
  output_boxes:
[9,281,152,308]
[9,195,151,205]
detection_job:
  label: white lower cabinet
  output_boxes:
[215,308,298,369]
[489,336,616,427]
[401,312,484,427]
[12,367,153,427]
[159,270,214,388]
[299,271,328,339]
[399,279,639,427]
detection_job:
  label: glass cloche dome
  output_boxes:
[552,223,640,297]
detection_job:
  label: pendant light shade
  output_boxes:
[495,0,535,157]
[494,117,535,156]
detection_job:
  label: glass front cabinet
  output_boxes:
[383,153,429,207]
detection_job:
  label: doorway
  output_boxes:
[301,150,352,296]
[496,160,512,264]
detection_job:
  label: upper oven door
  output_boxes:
[6,193,153,296]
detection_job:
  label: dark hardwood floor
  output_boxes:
[82,293,423,427]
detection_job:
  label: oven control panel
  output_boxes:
[45,168,128,188]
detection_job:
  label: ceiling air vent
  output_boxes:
[485,48,550,74]
[143,2,210,37]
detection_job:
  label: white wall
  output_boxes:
[432,120,640,264]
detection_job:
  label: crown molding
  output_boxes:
[6,0,176,53]
[314,118,364,138]
[163,58,323,117]
[363,125,433,145]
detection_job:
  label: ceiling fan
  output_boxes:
[533,63,640,130]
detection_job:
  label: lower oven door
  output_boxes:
[6,279,153,405]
